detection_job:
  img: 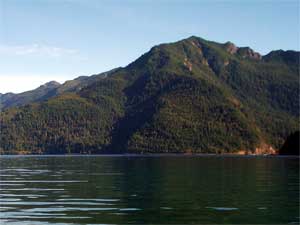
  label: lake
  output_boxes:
[0,155,299,224]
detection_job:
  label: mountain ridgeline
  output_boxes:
[0,36,299,154]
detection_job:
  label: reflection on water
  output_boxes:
[0,155,299,224]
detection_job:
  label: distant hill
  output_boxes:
[0,68,121,111]
[0,81,60,110]
[0,36,299,154]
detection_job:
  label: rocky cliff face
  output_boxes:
[224,42,261,60]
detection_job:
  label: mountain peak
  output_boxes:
[223,41,261,60]
[38,81,61,90]
[43,81,61,87]
[224,41,239,54]
[263,49,300,65]
[236,47,261,60]
[182,36,262,60]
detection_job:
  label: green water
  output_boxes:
[0,155,299,224]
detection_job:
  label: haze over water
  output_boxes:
[0,155,299,224]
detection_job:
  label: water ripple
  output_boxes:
[206,207,239,211]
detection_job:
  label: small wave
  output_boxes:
[24,207,118,212]
[0,198,22,201]
[56,198,120,202]
[0,194,45,197]
[4,188,64,191]
[90,173,123,176]
[0,180,87,183]
[0,206,16,211]
[1,201,114,206]
[119,208,141,211]
[206,207,238,211]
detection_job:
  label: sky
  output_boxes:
[0,0,299,93]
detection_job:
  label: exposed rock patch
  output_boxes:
[225,42,238,54]
[237,47,262,60]
[183,57,193,72]
[254,143,277,155]
[224,42,261,60]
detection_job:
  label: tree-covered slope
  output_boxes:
[0,36,299,154]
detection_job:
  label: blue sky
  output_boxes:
[0,0,299,93]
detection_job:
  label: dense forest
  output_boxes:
[0,36,299,154]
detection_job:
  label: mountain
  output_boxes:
[0,36,299,154]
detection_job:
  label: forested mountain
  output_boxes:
[0,36,299,154]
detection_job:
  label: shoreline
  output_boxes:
[0,153,298,158]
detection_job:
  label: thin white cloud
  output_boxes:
[0,44,79,58]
